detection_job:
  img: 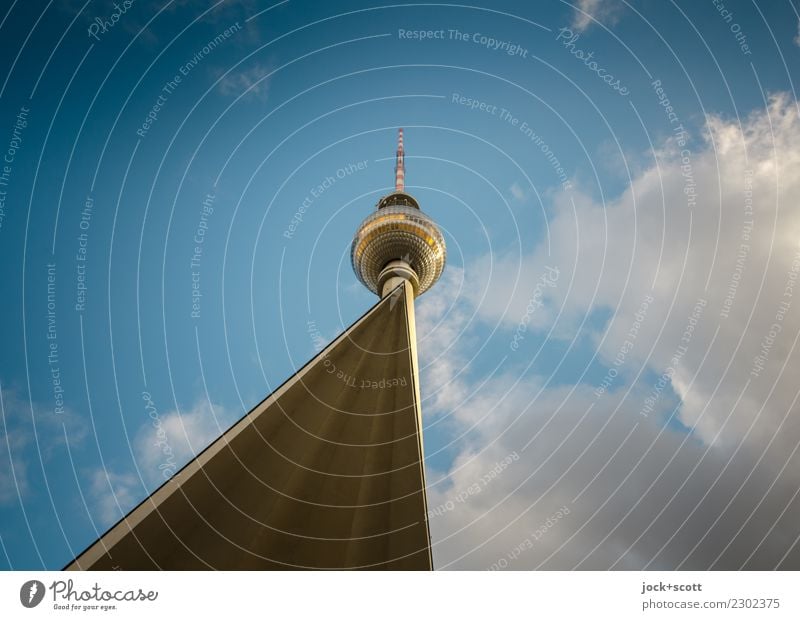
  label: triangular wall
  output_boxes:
[67,282,431,570]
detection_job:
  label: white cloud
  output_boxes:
[509,182,527,203]
[84,399,239,526]
[795,19,800,47]
[88,469,140,527]
[423,93,800,569]
[135,400,239,486]
[0,385,87,506]
[0,429,29,505]
[525,93,800,454]
[427,380,800,569]
[216,63,272,101]
[571,0,624,33]
[418,266,474,416]
[463,251,563,334]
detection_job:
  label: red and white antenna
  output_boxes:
[394,128,405,192]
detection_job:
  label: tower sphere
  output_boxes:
[351,130,446,297]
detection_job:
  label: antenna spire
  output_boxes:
[395,128,405,192]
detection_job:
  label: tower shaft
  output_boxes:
[66,283,432,570]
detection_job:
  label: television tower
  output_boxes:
[67,129,444,571]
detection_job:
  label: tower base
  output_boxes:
[66,282,431,570]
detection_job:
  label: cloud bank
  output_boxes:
[419,93,800,569]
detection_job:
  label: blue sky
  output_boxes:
[2,0,800,570]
